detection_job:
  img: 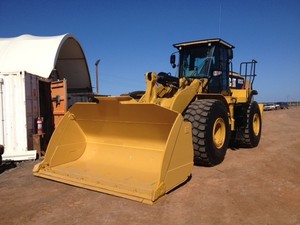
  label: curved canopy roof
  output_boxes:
[0,34,91,91]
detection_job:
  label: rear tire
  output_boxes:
[233,101,262,148]
[184,99,230,166]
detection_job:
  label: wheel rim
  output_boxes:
[213,118,226,149]
[253,113,261,136]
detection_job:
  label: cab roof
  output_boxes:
[173,38,235,49]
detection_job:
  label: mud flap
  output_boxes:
[33,97,193,204]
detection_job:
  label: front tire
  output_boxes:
[184,99,230,166]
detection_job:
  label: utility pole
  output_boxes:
[95,59,100,95]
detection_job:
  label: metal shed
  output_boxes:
[0,34,93,162]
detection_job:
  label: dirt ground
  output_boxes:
[1,107,299,225]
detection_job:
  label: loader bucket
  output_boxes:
[33,97,193,204]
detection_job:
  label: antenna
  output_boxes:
[219,0,222,36]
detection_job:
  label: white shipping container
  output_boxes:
[0,34,94,163]
[0,71,37,161]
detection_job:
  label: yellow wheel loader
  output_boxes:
[33,38,262,204]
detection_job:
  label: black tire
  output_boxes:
[184,99,230,166]
[0,145,4,166]
[234,101,262,148]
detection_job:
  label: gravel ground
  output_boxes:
[1,107,299,225]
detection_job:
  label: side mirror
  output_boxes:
[170,54,176,68]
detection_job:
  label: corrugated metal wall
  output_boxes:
[0,71,37,161]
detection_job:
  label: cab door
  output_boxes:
[209,45,230,94]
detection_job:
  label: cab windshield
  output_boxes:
[179,45,215,78]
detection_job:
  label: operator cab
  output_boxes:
[172,38,234,94]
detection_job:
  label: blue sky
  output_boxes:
[1,0,299,102]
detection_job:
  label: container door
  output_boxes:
[0,78,4,146]
[25,74,39,150]
[1,71,36,161]
[51,80,67,128]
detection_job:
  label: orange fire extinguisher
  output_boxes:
[37,117,43,134]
